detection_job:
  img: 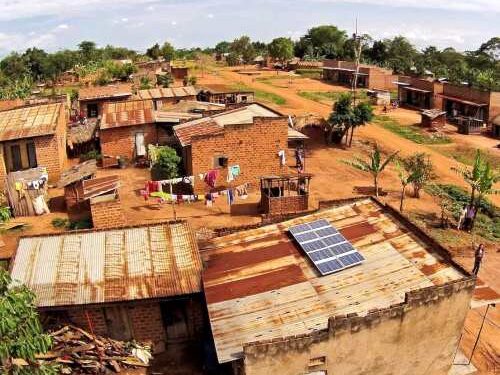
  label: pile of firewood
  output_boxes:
[35,325,152,374]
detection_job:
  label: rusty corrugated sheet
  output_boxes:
[173,118,224,147]
[0,103,61,142]
[135,86,197,100]
[10,221,202,307]
[82,175,120,200]
[100,100,154,129]
[201,199,466,363]
[78,84,132,101]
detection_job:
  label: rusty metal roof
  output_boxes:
[135,86,197,100]
[173,103,279,147]
[100,100,154,129]
[82,175,120,200]
[10,221,202,308]
[201,198,466,363]
[0,103,62,142]
[57,160,97,188]
[78,84,133,101]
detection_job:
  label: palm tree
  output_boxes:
[343,144,399,197]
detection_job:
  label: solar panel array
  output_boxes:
[289,219,365,275]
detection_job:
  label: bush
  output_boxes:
[152,146,181,180]
[51,217,69,229]
[0,206,10,223]
[80,149,102,162]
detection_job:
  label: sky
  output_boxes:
[0,0,499,57]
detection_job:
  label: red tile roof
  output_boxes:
[173,118,224,147]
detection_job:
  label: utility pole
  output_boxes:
[352,17,363,106]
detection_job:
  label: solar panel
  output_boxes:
[289,219,364,275]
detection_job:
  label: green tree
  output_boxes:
[0,269,57,374]
[214,41,231,55]
[366,40,388,65]
[78,41,98,63]
[158,72,174,88]
[268,37,294,65]
[160,42,175,61]
[153,146,181,180]
[394,159,416,212]
[402,153,435,198]
[0,76,33,100]
[0,53,29,79]
[146,43,162,60]
[230,36,256,65]
[139,76,152,90]
[451,150,487,207]
[343,144,398,197]
[296,25,347,59]
[23,48,48,81]
[385,36,417,74]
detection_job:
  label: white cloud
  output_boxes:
[56,24,69,30]
[121,17,129,23]
[315,0,500,13]
[0,31,56,52]
[207,13,215,19]
[171,20,177,26]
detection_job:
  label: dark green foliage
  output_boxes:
[0,269,59,374]
[79,149,102,162]
[51,217,69,228]
[158,72,174,88]
[0,206,11,223]
[152,146,181,180]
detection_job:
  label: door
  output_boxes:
[10,144,22,171]
[161,301,190,343]
[27,142,37,168]
[87,103,98,118]
[135,132,146,157]
[104,306,133,341]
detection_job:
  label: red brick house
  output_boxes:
[99,99,202,160]
[173,103,289,192]
[323,60,397,91]
[78,84,133,118]
[0,103,68,186]
[9,221,204,353]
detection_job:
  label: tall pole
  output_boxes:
[352,17,362,106]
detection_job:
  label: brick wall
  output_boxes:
[264,194,309,216]
[488,91,500,123]
[128,303,167,353]
[189,117,288,193]
[90,197,126,229]
[66,307,108,336]
[100,124,164,160]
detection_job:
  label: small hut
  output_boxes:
[57,160,97,210]
[421,109,446,129]
[82,176,125,229]
[260,174,312,216]
[5,167,50,217]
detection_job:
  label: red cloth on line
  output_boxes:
[204,169,219,188]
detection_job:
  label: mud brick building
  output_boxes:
[323,60,397,91]
[78,84,133,118]
[201,198,476,375]
[197,86,255,105]
[9,221,205,353]
[396,77,500,135]
[0,103,68,186]
[173,103,289,192]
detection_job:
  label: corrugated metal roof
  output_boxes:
[173,103,279,146]
[0,103,62,142]
[10,221,202,307]
[82,175,120,200]
[135,86,197,100]
[100,100,154,129]
[57,160,97,188]
[201,198,466,363]
[78,84,133,101]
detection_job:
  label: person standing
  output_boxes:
[472,243,485,276]
[457,205,467,230]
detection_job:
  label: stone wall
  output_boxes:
[243,279,475,375]
[189,117,288,193]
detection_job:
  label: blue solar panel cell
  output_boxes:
[331,242,355,256]
[338,252,365,267]
[322,234,344,246]
[295,232,318,243]
[309,219,330,230]
[302,240,326,253]
[309,248,334,262]
[317,259,343,274]
[289,223,310,235]
[316,227,338,237]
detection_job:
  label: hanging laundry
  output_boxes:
[204,169,219,188]
[205,193,213,207]
[278,150,286,166]
[227,169,234,183]
[230,165,241,177]
[235,183,249,199]
[227,189,234,205]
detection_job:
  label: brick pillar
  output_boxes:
[90,197,126,229]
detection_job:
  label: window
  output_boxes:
[27,142,37,168]
[87,103,98,118]
[10,144,22,171]
[213,155,228,168]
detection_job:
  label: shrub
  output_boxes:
[80,149,102,162]
[0,206,10,223]
[51,217,69,229]
[152,146,181,180]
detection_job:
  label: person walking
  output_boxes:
[472,243,485,276]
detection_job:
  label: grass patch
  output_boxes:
[425,184,500,242]
[298,90,367,104]
[295,69,323,79]
[373,115,452,145]
[0,260,7,271]
[433,145,500,173]
[231,83,286,105]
